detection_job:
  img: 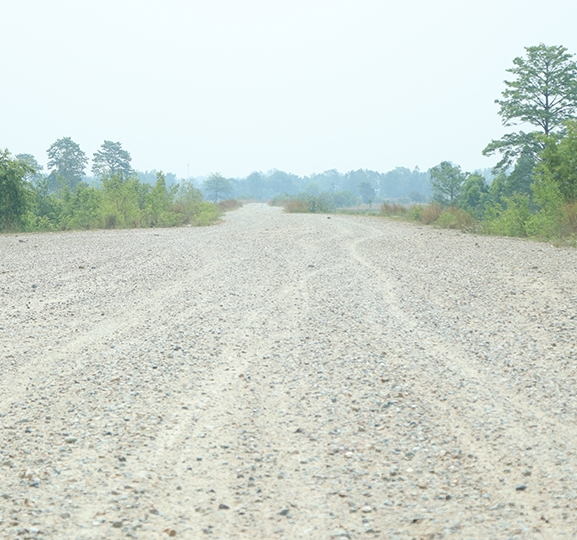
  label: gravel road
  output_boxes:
[1,203,577,539]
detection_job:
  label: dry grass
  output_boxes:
[218,199,243,211]
[283,200,309,213]
[419,203,442,224]
[381,202,409,216]
[564,202,577,233]
[435,207,477,231]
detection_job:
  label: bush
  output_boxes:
[381,202,408,216]
[284,199,309,213]
[435,207,477,231]
[564,201,577,233]
[218,199,242,211]
[483,196,532,237]
[189,201,221,226]
[419,203,442,224]
[409,205,422,221]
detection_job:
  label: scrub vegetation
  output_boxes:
[3,44,577,243]
[1,140,223,232]
[270,43,577,246]
[396,44,577,244]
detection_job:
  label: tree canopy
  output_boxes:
[483,44,577,171]
[535,119,577,203]
[430,161,467,204]
[204,173,232,202]
[46,137,88,190]
[0,150,35,230]
[92,140,133,179]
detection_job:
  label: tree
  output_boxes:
[92,140,133,179]
[483,44,577,171]
[46,137,88,190]
[204,173,232,202]
[458,173,489,218]
[16,154,46,190]
[430,161,466,204]
[501,150,536,198]
[358,181,376,204]
[0,149,34,230]
[535,120,577,203]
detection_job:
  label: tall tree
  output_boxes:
[92,140,133,179]
[15,153,44,185]
[358,181,376,204]
[430,161,466,204]
[204,173,232,202]
[0,149,34,230]
[46,137,88,190]
[483,44,577,171]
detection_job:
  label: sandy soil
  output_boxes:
[1,203,577,539]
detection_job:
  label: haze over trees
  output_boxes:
[429,162,467,204]
[483,44,577,172]
[416,43,577,241]
[204,173,233,202]
[218,167,433,206]
[92,140,133,179]
[46,137,88,192]
[3,43,577,241]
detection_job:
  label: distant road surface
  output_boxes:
[1,203,577,539]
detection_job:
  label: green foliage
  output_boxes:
[46,137,88,191]
[358,181,376,203]
[269,192,334,213]
[270,190,358,213]
[408,191,427,203]
[0,150,35,231]
[435,207,477,231]
[57,183,102,230]
[331,190,359,207]
[458,173,489,218]
[204,173,232,202]
[100,174,143,228]
[535,120,577,203]
[92,140,133,179]
[430,162,466,204]
[484,44,577,171]
[483,195,532,237]
[502,150,536,199]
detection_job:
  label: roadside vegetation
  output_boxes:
[3,44,577,243]
[0,140,230,233]
[273,43,577,246]
[409,44,577,245]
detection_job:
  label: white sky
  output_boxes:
[2,0,577,178]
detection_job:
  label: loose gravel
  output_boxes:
[1,203,577,539]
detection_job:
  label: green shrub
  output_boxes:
[483,195,532,237]
[409,205,422,221]
[434,207,476,231]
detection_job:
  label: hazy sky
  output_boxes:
[2,0,577,179]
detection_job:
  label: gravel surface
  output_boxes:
[1,202,577,539]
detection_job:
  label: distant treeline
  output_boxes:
[257,43,577,242]
[223,167,435,204]
[268,44,577,245]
